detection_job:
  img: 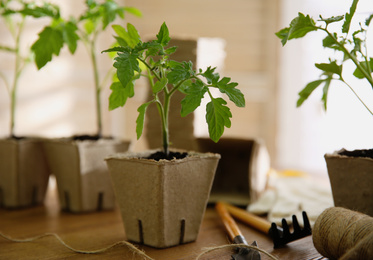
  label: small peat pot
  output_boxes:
[0,138,50,208]
[43,137,130,213]
[325,148,373,216]
[105,150,220,248]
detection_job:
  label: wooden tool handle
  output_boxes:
[215,202,242,241]
[220,201,271,234]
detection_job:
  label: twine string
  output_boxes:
[0,231,154,260]
[195,243,279,260]
[1,231,280,259]
[313,207,373,260]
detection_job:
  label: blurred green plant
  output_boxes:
[32,0,141,138]
[276,0,373,116]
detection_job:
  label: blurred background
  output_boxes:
[1,0,372,176]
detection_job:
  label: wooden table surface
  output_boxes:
[0,186,326,260]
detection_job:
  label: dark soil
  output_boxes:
[339,149,373,159]
[72,135,113,141]
[146,151,188,161]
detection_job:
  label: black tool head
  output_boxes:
[231,241,261,260]
[269,211,312,248]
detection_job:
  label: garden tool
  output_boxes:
[220,202,312,248]
[215,202,261,260]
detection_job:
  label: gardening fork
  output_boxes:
[220,202,312,248]
[215,202,261,260]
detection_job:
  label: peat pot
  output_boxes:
[325,148,373,216]
[43,138,130,212]
[0,138,50,208]
[105,150,220,248]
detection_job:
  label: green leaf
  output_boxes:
[201,66,219,84]
[322,33,341,50]
[112,24,140,48]
[101,0,124,29]
[114,52,140,88]
[275,27,290,46]
[315,61,342,77]
[31,26,64,69]
[288,13,317,41]
[60,21,79,54]
[206,98,232,143]
[353,59,373,79]
[319,15,344,25]
[321,78,332,110]
[181,80,208,117]
[19,3,60,18]
[156,22,170,46]
[297,79,324,107]
[153,78,168,93]
[342,0,358,33]
[136,101,153,140]
[108,81,129,110]
[167,61,193,84]
[124,7,142,17]
[216,77,245,107]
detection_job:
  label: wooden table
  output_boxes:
[0,186,325,260]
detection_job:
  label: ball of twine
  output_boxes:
[313,207,373,260]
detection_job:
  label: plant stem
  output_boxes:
[322,28,373,87]
[87,32,102,138]
[162,92,170,155]
[340,78,373,116]
[10,16,25,138]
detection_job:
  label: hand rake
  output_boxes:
[220,202,312,248]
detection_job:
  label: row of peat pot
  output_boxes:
[0,137,220,248]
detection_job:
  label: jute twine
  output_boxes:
[313,207,373,260]
[0,231,154,260]
[0,231,279,259]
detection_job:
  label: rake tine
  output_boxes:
[292,215,301,233]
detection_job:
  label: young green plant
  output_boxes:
[276,0,373,116]
[31,0,141,138]
[0,0,63,138]
[104,22,245,156]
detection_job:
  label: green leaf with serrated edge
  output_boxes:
[353,59,373,79]
[206,98,232,143]
[275,27,290,46]
[102,46,128,53]
[201,66,219,84]
[136,101,154,139]
[319,15,344,25]
[114,52,140,88]
[112,24,139,48]
[31,26,64,69]
[127,23,141,46]
[342,0,358,33]
[287,13,317,41]
[181,80,208,117]
[321,78,332,110]
[165,46,177,55]
[167,61,192,84]
[101,0,123,29]
[297,79,324,107]
[153,78,168,93]
[215,77,245,107]
[108,81,128,110]
[61,21,79,54]
[315,62,342,77]
[322,33,341,50]
[156,22,170,46]
[19,4,60,18]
